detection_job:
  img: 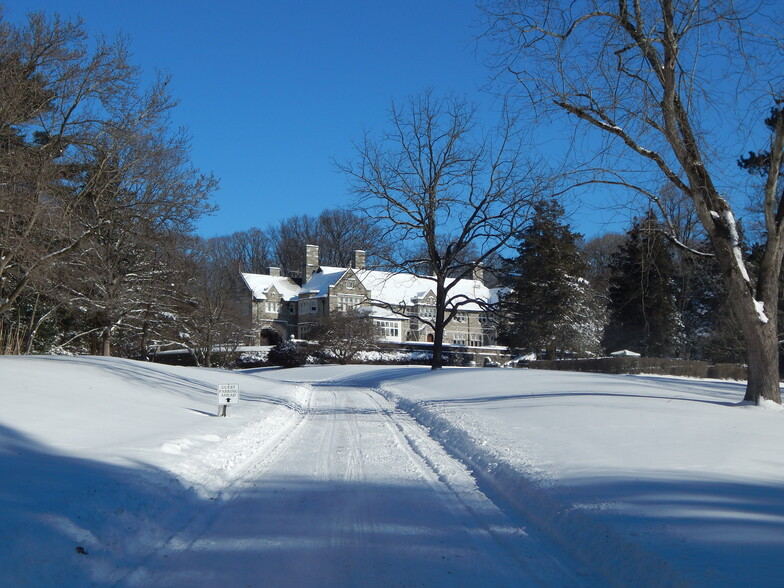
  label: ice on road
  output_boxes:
[122,382,585,588]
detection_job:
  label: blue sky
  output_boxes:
[7,0,626,240]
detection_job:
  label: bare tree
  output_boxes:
[212,228,276,274]
[0,10,217,355]
[272,214,322,278]
[317,208,393,266]
[340,91,546,369]
[176,239,247,368]
[485,1,784,403]
[198,229,276,310]
[309,308,380,365]
[0,11,133,316]
[272,208,391,277]
[582,233,625,301]
[64,120,215,356]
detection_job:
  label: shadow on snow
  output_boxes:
[0,421,534,587]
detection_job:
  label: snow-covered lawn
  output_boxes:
[372,368,784,587]
[1,356,782,586]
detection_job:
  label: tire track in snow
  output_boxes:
[353,386,589,586]
[380,387,688,588]
[318,388,373,580]
[111,387,314,587]
[116,381,592,587]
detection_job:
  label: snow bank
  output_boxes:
[374,368,784,587]
[0,356,309,586]
[3,358,783,586]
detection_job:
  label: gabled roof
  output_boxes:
[241,272,300,301]
[243,266,497,311]
[354,269,493,311]
[299,267,347,296]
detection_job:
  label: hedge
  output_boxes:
[516,356,747,381]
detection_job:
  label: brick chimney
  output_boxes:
[304,244,319,283]
[352,249,366,270]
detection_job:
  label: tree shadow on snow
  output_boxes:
[0,422,558,588]
[20,355,307,414]
[548,475,784,586]
[111,474,568,588]
[423,372,746,408]
[0,423,202,587]
[22,355,220,399]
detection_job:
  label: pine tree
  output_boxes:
[602,212,680,356]
[500,199,599,358]
[674,236,749,363]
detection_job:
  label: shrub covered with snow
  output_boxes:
[267,340,310,368]
[235,348,271,369]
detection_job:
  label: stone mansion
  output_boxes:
[240,245,500,347]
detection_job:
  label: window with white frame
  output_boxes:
[470,333,482,347]
[345,278,357,289]
[337,295,362,311]
[419,305,436,318]
[265,301,279,314]
[453,332,467,346]
[454,311,468,323]
[375,320,400,340]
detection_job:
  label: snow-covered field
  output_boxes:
[1,356,782,586]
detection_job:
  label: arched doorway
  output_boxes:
[426,333,434,343]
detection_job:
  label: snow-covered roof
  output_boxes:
[245,266,496,311]
[355,269,493,311]
[610,349,641,357]
[241,272,300,301]
[367,306,408,320]
[299,267,346,296]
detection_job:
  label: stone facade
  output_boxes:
[241,245,499,347]
[240,272,300,344]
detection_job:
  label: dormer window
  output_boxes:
[346,278,357,289]
[420,306,436,318]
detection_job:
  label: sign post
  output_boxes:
[217,384,240,417]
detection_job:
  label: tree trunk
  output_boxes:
[139,313,150,361]
[431,280,447,370]
[101,327,111,357]
[21,294,39,354]
[205,333,213,368]
[431,320,444,370]
[738,304,781,404]
[711,222,783,405]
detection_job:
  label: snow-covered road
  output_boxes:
[6,358,782,586]
[121,381,587,588]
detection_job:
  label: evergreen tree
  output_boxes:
[738,107,784,186]
[675,237,748,364]
[500,199,600,358]
[602,212,680,356]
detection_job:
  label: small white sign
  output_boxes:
[217,383,240,405]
